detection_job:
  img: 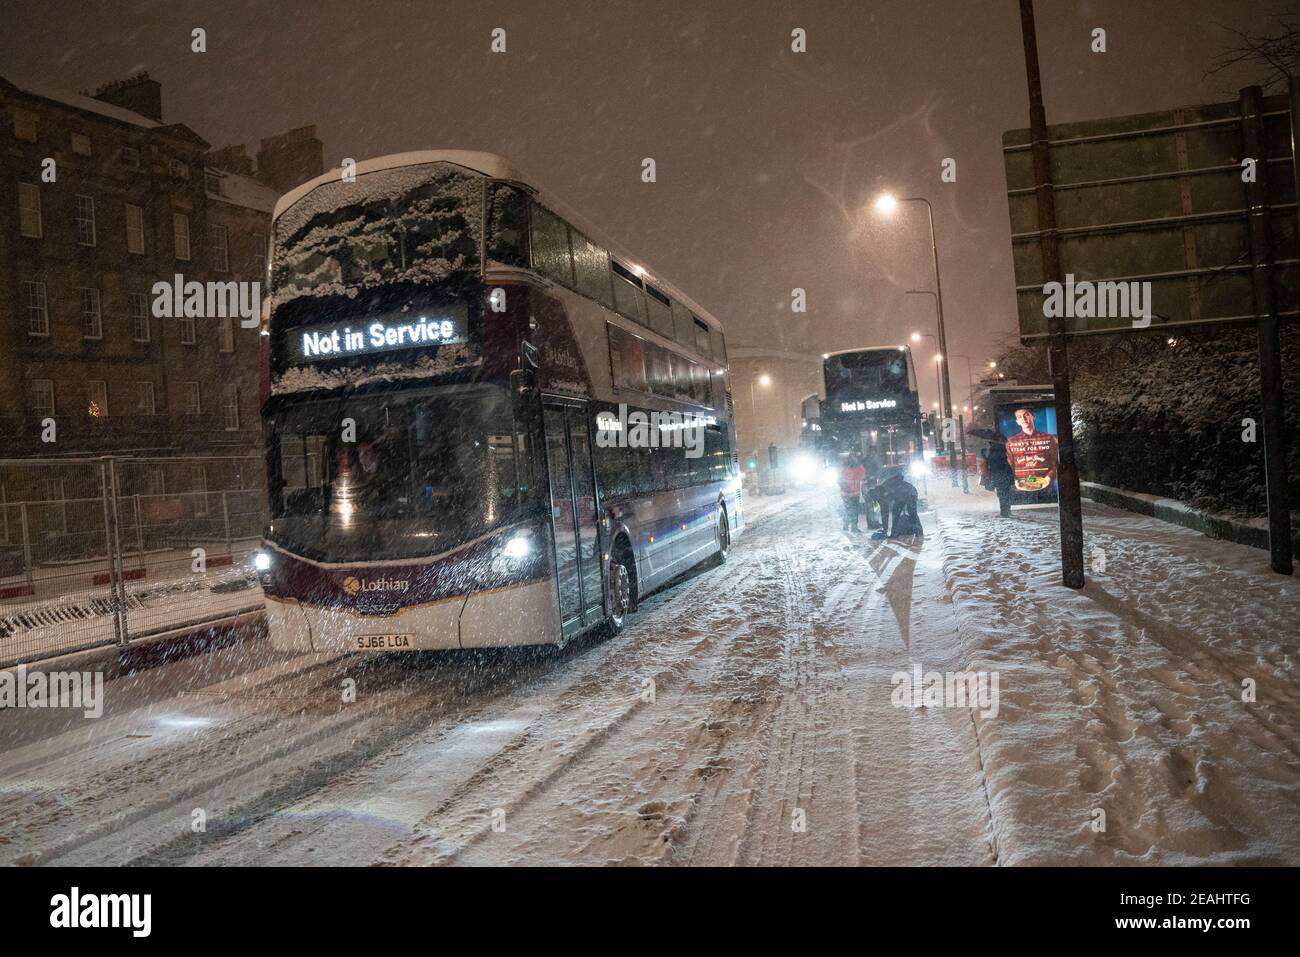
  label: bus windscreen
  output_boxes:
[267,384,530,562]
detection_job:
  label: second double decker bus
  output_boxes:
[819,346,924,472]
[254,151,741,653]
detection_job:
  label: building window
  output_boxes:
[223,385,240,430]
[169,158,190,180]
[205,172,222,195]
[136,381,156,415]
[18,183,42,238]
[14,110,38,142]
[81,288,102,339]
[24,281,49,336]
[210,224,229,271]
[121,146,141,170]
[31,379,55,417]
[173,212,190,260]
[180,315,196,345]
[87,380,108,418]
[181,381,201,416]
[76,194,96,246]
[130,292,150,342]
[126,203,145,254]
[219,316,235,353]
[71,132,91,156]
[251,233,267,278]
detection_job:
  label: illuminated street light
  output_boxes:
[882,195,954,487]
[911,332,921,342]
[750,373,773,450]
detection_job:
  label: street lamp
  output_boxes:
[907,314,945,424]
[878,195,954,486]
[750,372,772,451]
[947,354,977,414]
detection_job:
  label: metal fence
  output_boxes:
[0,455,269,668]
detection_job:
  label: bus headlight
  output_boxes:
[503,531,533,559]
[909,460,928,479]
[790,454,817,484]
[253,551,272,571]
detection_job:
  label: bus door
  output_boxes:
[543,401,604,637]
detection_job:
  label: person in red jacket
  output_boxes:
[837,454,867,533]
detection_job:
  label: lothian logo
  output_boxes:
[341,575,409,595]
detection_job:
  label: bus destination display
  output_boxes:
[289,308,469,363]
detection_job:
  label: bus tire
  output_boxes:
[605,540,635,635]
[709,504,731,566]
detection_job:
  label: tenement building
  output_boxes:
[0,72,321,560]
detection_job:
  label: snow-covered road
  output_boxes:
[2,484,1297,866]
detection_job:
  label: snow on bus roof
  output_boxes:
[273,150,724,332]
[822,346,912,358]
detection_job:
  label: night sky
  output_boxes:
[1,0,1284,407]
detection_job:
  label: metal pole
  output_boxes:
[907,298,945,454]
[222,490,231,552]
[99,460,124,645]
[1019,0,1085,589]
[903,200,958,486]
[1243,84,1293,575]
[19,503,33,589]
[958,414,970,493]
[134,493,144,557]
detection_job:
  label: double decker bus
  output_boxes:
[254,152,741,653]
[819,346,924,473]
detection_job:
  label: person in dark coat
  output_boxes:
[982,442,1014,517]
[869,468,923,539]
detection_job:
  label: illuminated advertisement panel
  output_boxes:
[995,401,1059,505]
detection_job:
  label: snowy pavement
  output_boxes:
[1,484,1297,866]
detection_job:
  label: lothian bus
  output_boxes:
[253,151,741,653]
[819,346,924,474]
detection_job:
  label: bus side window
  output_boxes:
[693,318,712,359]
[570,229,614,308]
[530,204,573,286]
[610,260,645,324]
[487,184,530,267]
[709,329,726,365]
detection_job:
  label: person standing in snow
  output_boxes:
[837,453,866,533]
[982,443,1014,517]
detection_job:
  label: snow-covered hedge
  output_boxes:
[994,326,1299,536]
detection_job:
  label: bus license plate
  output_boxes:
[355,634,413,651]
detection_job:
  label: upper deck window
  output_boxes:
[273,162,483,304]
[825,351,911,399]
[530,204,573,286]
[487,183,529,267]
